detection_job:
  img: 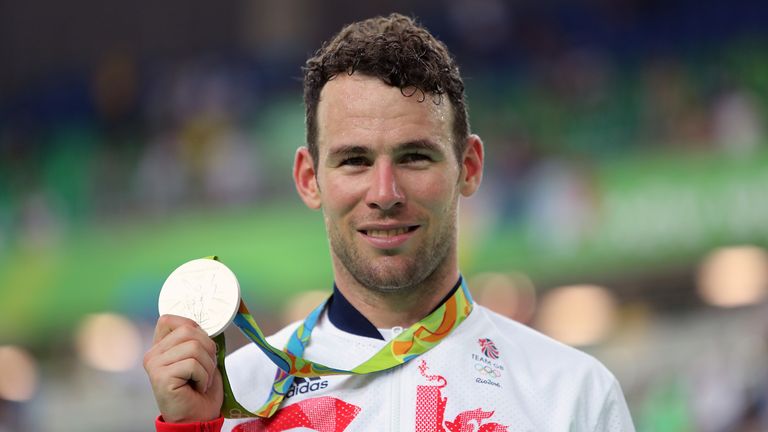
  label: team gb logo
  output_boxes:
[478,338,500,360]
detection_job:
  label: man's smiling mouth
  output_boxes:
[360,226,420,238]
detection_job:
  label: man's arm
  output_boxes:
[144,315,224,429]
[593,378,636,432]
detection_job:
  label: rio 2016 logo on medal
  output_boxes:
[158,258,241,337]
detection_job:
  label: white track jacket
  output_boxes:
[216,297,635,432]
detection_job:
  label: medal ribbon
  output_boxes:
[208,257,474,419]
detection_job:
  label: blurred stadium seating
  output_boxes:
[1,1,767,430]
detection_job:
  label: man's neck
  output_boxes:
[331,262,460,329]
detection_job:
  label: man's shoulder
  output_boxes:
[468,305,616,380]
[463,306,634,430]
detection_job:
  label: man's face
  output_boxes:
[296,73,481,292]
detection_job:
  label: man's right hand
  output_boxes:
[143,314,223,423]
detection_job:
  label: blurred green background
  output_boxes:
[1,1,768,431]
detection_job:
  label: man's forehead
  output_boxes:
[316,73,453,147]
[318,72,451,121]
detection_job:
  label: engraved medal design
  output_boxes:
[158,258,241,337]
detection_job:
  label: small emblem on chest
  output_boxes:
[478,338,500,359]
[471,338,504,385]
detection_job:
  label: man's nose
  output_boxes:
[365,160,405,211]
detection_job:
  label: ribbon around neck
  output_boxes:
[208,257,474,419]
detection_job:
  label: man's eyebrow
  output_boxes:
[326,140,443,159]
[326,145,369,159]
[397,139,443,153]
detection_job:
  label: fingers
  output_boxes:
[153,314,204,344]
[144,315,224,422]
[156,340,218,388]
[156,339,216,368]
[152,315,217,357]
[144,315,219,394]
[164,358,212,393]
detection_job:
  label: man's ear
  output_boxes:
[459,134,484,197]
[293,147,321,209]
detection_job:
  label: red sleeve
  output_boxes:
[155,415,224,432]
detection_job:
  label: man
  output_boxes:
[144,13,635,431]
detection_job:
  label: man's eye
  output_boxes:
[401,153,431,163]
[340,156,370,166]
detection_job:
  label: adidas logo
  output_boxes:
[286,376,329,399]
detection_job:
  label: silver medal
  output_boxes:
[158,258,241,337]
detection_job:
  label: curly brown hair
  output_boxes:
[303,13,469,167]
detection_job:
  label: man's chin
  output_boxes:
[331,239,435,291]
[357,277,415,293]
[351,261,428,292]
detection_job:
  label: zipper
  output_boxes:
[389,326,404,431]
[389,359,401,431]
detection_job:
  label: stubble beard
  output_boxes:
[327,208,457,295]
